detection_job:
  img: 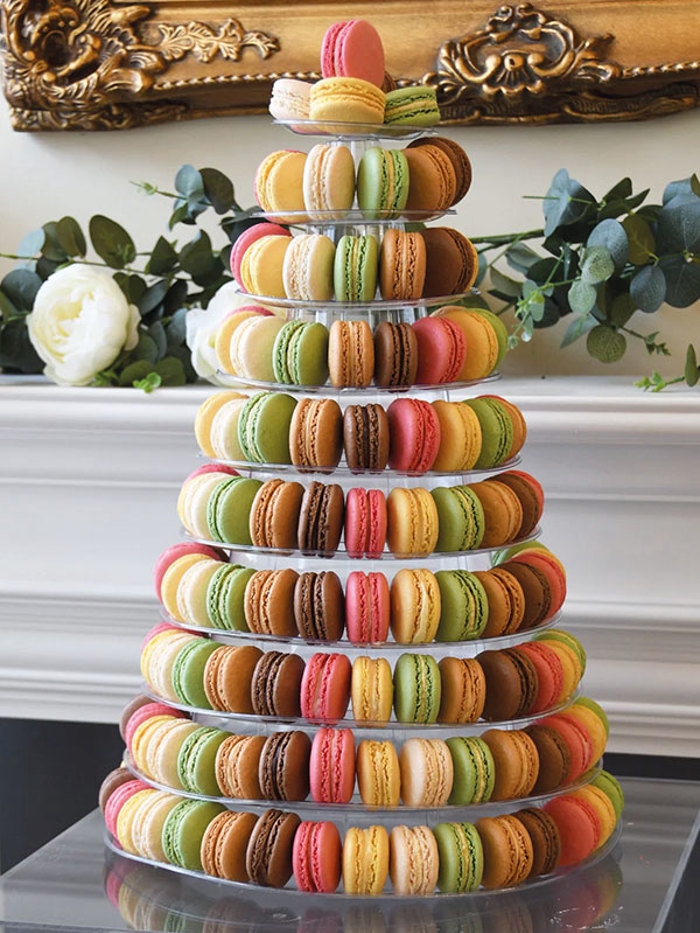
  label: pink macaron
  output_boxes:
[124,702,184,753]
[345,488,387,558]
[183,463,239,484]
[387,398,441,473]
[154,543,227,601]
[320,20,385,88]
[140,622,180,653]
[309,727,355,803]
[412,317,466,385]
[104,779,149,839]
[516,641,564,713]
[293,820,342,893]
[300,652,351,722]
[345,571,390,643]
[229,222,291,286]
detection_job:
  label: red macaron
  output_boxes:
[540,713,595,782]
[293,820,343,893]
[309,727,356,803]
[124,702,184,753]
[516,641,564,713]
[229,222,291,287]
[300,652,352,722]
[512,550,567,617]
[345,571,391,643]
[387,398,441,474]
[320,20,385,88]
[344,488,387,558]
[544,794,602,866]
[412,317,466,385]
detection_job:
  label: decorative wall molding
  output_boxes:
[1,1,699,131]
[0,377,698,756]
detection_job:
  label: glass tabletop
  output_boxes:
[0,777,697,932]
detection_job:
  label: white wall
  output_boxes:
[1,97,699,378]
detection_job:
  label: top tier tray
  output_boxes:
[251,208,457,226]
[273,119,439,141]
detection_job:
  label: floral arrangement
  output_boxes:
[0,165,698,390]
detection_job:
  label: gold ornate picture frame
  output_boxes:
[1,1,699,131]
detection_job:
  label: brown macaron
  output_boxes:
[420,228,478,297]
[380,229,427,301]
[98,767,133,813]
[119,695,153,741]
[289,397,343,471]
[328,320,375,388]
[525,723,571,792]
[244,569,298,637]
[514,807,561,876]
[373,322,419,388]
[246,808,301,887]
[203,644,262,713]
[407,136,472,204]
[343,403,390,471]
[201,810,258,880]
[470,480,524,548]
[476,814,534,889]
[297,482,345,553]
[404,146,457,211]
[215,734,266,799]
[481,728,540,801]
[249,479,304,550]
[294,571,345,641]
[251,650,305,717]
[500,560,553,630]
[473,568,525,637]
[477,648,539,722]
[496,473,542,538]
[437,656,486,724]
[258,730,311,801]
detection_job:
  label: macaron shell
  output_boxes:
[445,736,494,805]
[572,786,617,846]
[321,20,385,87]
[387,398,440,473]
[481,728,539,801]
[526,724,571,793]
[328,319,375,387]
[399,737,454,807]
[387,487,439,556]
[476,814,534,889]
[200,810,258,881]
[433,307,498,380]
[230,223,290,286]
[514,807,561,876]
[544,795,601,866]
[162,799,226,871]
[431,400,482,471]
[300,652,351,721]
[310,77,386,125]
[302,143,355,213]
[239,237,290,299]
[293,820,342,893]
[342,825,390,895]
[394,653,441,724]
[437,656,486,724]
[433,821,483,893]
[412,317,465,385]
[473,568,525,637]
[246,808,301,887]
[351,656,393,723]
[516,641,564,713]
[357,739,400,806]
[309,727,355,804]
[389,824,439,895]
[390,568,441,644]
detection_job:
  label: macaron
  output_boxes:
[421,229,479,297]
[379,229,427,300]
[384,86,440,127]
[399,737,453,807]
[268,79,311,123]
[207,476,263,545]
[206,395,250,461]
[328,320,375,388]
[250,650,305,717]
[300,652,351,722]
[591,770,625,822]
[431,485,485,552]
[473,567,525,637]
[431,400,482,472]
[310,77,386,125]
[195,391,246,453]
[516,642,564,713]
[536,629,586,677]
[463,398,514,468]
[387,398,440,473]
[446,736,495,805]
[230,223,291,288]
[237,391,297,465]
[342,826,390,895]
[290,397,342,469]
[390,568,441,644]
[215,733,265,799]
[433,822,483,893]
[357,739,400,806]
[544,795,601,866]
[539,714,594,782]
[162,799,225,871]
[172,639,220,709]
[320,20,385,87]
[357,148,409,217]
[476,814,534,889]
[344,488,387,558]
[298,481,345,554]
[178,473,242,541]
[404,145,456,212]
[309,727,355,804]
[249,478,304,550]
[244,569,298,637]
[239,237,291,299]
[479,396,527,460]
[497,471,545,539]
[413,316,465,384]
[200,810,258,881]
[255,150,307,219]
[283,234,335,301]
[501,560,553,630]
[394,653,441,724]
[147,719,200,789]
[432,307,499,380]
[177,726,227,796]
[202,643,262,713]
[333,235,379,302]
[273,320,330,387]
[343,403,390,471]
[206,563,254,631]
[176,558,222,627]
[373,321,418,388]
[390,825,439,895]
[470,306,509,367]
[294,571,345,641]
[515,807,561,876]
[245,808,301,887]
[258,730,311,801]
[351,656,393,723]
[345,570,390,643]
[437,656,486,724]
[302,143,355,214]
[154,542,224,602]
[575,696,610,740]
[525,723,571,793]
[130,790,180,863]
[119,694,159,741]
[116,788,156,854]
[293,820,342,893]
[477,647,539,721]
[471,480,524,548]
[387,487,439,555]
[481,728,539,801]
[434,570,488,641]
[216,309,275,376]
[572,786,617,847]
[407,136,472,203]
[99,767,133,813]
[105,779,150,839]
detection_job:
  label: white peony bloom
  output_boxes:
[185,281,251,385]
[27,264,140,386]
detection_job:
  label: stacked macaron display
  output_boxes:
[100,15,623,900]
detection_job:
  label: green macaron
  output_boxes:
[536,629,587,676]
[463,398,514,469]
[591,770,625,822]
[433,821,484,893]
[272,320,305,384]
[237,392,297,464]
[287,321,329,386]
[384,87,441,127]
[171,639,219,708]
[394,653,441,724]
[576,696,610,738]
[357,147,409,216]
[432,486,485,552]
[206,476,261,544]
[446,737,495,805]
[435,570,489,641]
[161,799,225,870]
[206,563,254,630]
[333,235,378,302]
[176,726,227,796]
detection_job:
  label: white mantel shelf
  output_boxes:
[1,376,699,757]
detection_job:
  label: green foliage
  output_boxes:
[0,165,265,388]
[477,168,700,388]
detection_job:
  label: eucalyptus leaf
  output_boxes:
[630,265,666,313]
[166,307,188,346]
[580,246,614,284]
[609,292,636,327]
[0,318,43,372]
[164,280,189,314]
[139,279,170,315]
[656,196,700,252]
[525,258,558,285]
[179,231,217,278]
[505,241,539,274]
[459,294,491,311]
[119,360,153,386]
[148,321,168,359]
[89,215,136,268]
[35,257,61,281]
[534,297,560,328]
[0,291,19,320]
[560,313,596,348]
[147,236,178,275]
[663,177,697,204]
[685,344,699,386]
[622,214,655,265]
[587,325,626,363]
[175,164,204,198]
[543,169,595,236]
[474,252,488,287]
[56,216,86,257]
[18,228,45,259]
[41,222,69,262]
[114,273,147,306]
[201,168,235,214]
[169,203,191,230]
[167,343,198,382]
[489,268,522,297]
[603,178,632,202]
[587,219,628,270]
[154,356,187,386]
[659,255,700,307]
[1,269,42,311]
[568,279,597,314]
[692,174,700,197]
[131,333,159,364]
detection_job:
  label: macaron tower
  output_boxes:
[100,17,623,902]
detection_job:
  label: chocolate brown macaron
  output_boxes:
[373,322,419,388]
[514,807,561,876]
[289,397,343,471]
[477,648,539,722]
[294,571,345,641]
[437,656,486,724]
[420,228,478,297]
[258,730,311,801]
[297,482,345,554]
[525,723,571,793]
[501,560,553,630]
[251,651,305,717]
[201,810,258,881]
[244,569,298,637]
[246,808,300,887]
[343,403,390,471]
[473,568,525,637]
[407,137,472,204]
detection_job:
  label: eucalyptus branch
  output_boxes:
[0,252,148,276]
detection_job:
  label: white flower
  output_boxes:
[27,264,140,386]
[185,282,250,385]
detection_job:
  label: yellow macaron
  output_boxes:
[160,554,209,622]
[194,392,245,455]
[431,400,483,471]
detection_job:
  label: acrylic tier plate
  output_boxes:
[272,119,440,141]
